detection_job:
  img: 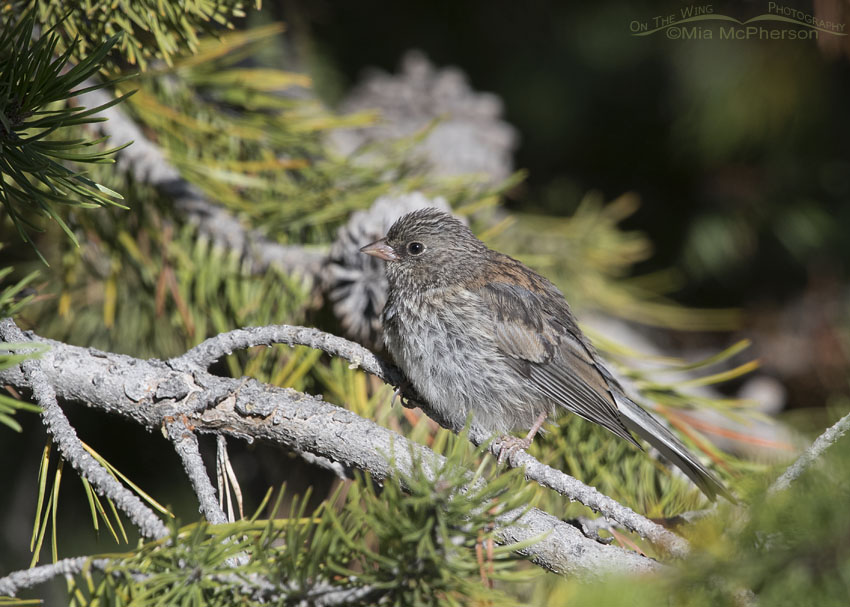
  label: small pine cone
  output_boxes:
[330,50,518,184]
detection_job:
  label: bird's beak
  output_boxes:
[360,238,399,262]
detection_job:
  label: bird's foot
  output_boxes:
[391,379,416,408]
[495,435,532,464]
[495,413,548,464]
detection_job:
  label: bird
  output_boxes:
[360,207,733,501]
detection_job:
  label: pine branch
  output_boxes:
[769,410,850,493]
[498,447,690,558]
[0,16,130,256]
[174,325,690,558]
[0,319,658,578]
[73,85,325,278]
[29,0,259,70]
[164,417,228,524]
[0,319,169,540]
[0,557,112,597]
[0,554,378,603]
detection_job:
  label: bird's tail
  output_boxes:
[615,394,735,502]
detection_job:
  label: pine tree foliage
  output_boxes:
[528,336,760,518]
[0,1,813,605]
[116,26,498,245]
[8,0,258,69]
[61,439,536,607]
[487,193,740,331]
[537,427,850,606]
[0,12,129,258]
[29,194,312,358]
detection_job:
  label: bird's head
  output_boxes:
[360,208,487,290]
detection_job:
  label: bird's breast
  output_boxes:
[383,288,545,434]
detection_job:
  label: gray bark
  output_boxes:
[0,320,661,578]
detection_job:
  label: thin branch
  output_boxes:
[496,447,690,558]
[172,325,405,387]
[174,325,689,557]
[0,556,372,604]
[165,417,228,524]
[0,323,658,578]
[165,423,252,567]
[189,388,659,576]
[74,86,325,278]
[298,581,380,606]
[0,557,112,597]
[769,410,850,493]
[0,319,169,540]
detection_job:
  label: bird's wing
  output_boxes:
[474,278,639,447]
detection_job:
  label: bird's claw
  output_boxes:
[495,435,532,464]
[391,379,417,408]
[392,387,413,408]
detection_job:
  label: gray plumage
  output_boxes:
[362,208,732,501]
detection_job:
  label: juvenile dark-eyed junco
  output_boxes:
[361,208,733,501]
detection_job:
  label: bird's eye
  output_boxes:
[406,241,425,256]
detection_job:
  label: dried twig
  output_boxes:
[769,410,850,493]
